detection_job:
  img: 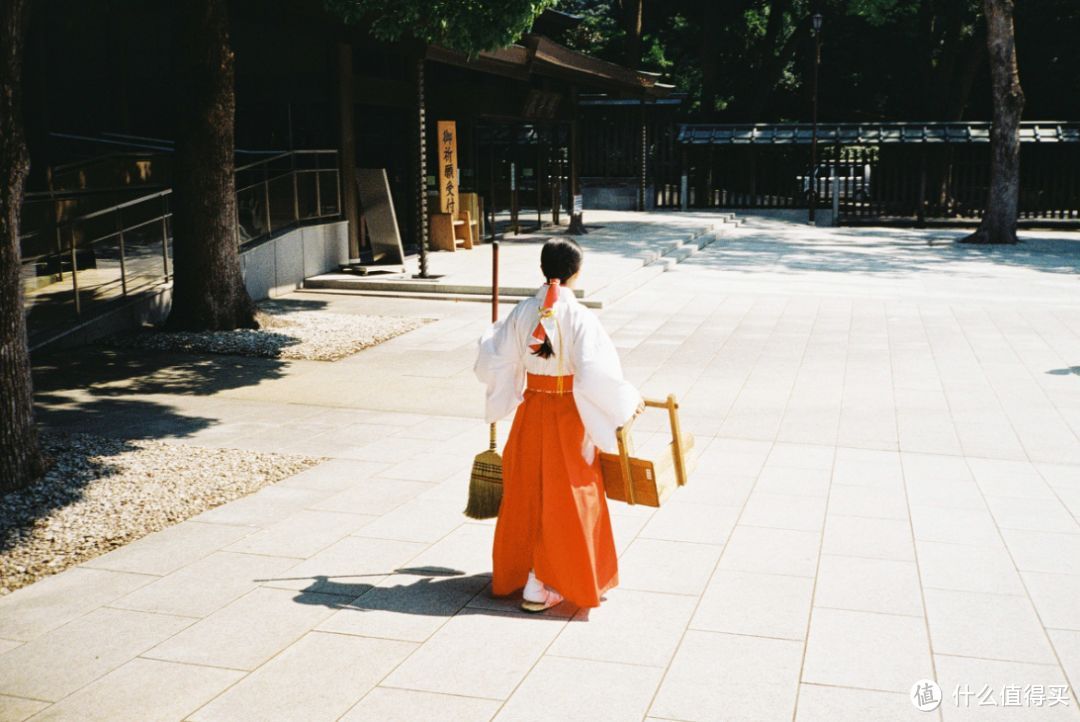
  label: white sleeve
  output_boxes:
[571,312,642,453]
[474,304,527,423]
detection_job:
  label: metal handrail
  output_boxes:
[22,149,341,326]
[50,150,167,174]
[24,184,167,201]
[235,148,336,172]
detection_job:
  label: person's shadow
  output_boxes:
[256,566,585,619]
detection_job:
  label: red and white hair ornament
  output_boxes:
[528,279,560,353]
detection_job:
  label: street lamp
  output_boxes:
[809,12,823,224]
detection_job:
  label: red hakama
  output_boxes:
[491,373,619,608]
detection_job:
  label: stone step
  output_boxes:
[301,216,737,308]
[303,276,586,299]
[591,223,729,305]
[295,286,604,308]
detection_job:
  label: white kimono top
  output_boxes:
[474,284,642,463]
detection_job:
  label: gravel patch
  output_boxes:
[114,302,431,361]
[0,432,323,595]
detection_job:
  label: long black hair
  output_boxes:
[531,238,583,359]
[540,238,583,284]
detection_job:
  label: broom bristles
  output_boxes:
[465,449,503,519]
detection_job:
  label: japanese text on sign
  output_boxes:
[437,120,458,215]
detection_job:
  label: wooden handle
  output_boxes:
[666,394,688,486]
[492,241,500,323]
[615,424,636,505]
[612,395,689,502]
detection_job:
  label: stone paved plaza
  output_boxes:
[3,212,1080,721]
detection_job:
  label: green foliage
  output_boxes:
[325,0,556,55]
[325,0,1080,120]
[558,0,623,56]
[846,0,917,26]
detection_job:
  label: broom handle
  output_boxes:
[489,422,497,451]
[492,240,500,323]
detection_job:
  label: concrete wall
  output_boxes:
[33,221,349,352]
[582,178,656,211]
[240,221,348,300]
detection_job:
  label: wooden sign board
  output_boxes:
[438,120,458,215]
[356,167,406,267]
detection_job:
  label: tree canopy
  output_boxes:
[557,0,1080,123]
[325,0,557,55]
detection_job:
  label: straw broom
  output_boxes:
[465,239,503,519]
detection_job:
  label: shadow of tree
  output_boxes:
[0,433,141,554]
[669,214,1080,278]
[15,330,298,538]
[1047,367,1080,376]
[33,346,289,399]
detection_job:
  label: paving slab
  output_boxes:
[17,212,1080,719]
[187,632,415,722]
[0,607,194,701]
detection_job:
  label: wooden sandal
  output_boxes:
[520,589,563,613]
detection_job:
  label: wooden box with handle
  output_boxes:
[598,395,694,507]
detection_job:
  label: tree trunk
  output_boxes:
[962,0,1024,244]
[165,0,257,330]
[699,1,722,117]
[937,28,984,210]
[0,0,45,493]
[739,3,800,122]
[624,0,643,69]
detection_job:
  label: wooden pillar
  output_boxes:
[680,146,688,210]
[510,160,518,235]
[552,132,562,226]
[536,125,544,229]
[706,144,714,208]
[488,127,497,241]
[638,99,647,211]
[510,128,518,235]
[414,56,430,277]
[567,87,587,234]
[917,147,928,227]
[748,147,757,209]
[337,42,360,261]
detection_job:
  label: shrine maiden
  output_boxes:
[474,238,642,612]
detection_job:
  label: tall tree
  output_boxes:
[699,1,723,117]
[623,0,644,68]
[1,0,45,492]
[326,0,556,54]
[962,0,1024,244]
[165,0,258,331]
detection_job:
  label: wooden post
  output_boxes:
[415,56,430,277]
[552,136,562,225]
[917,147,928,226]
[831,157,840,225]
[567,87,586,234]
[510,160,518,235]
[536,126,543,229]
[680,146,688,210]
[748,146,757,209]
[336,42,360,261]
[706,144,714,208]
[638,99,647,211]
[488,128,496,241]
